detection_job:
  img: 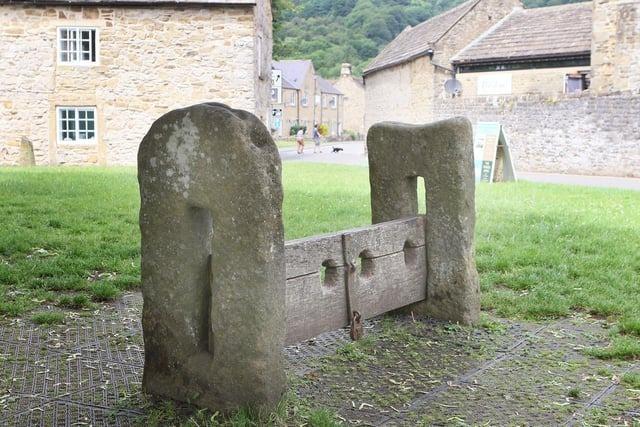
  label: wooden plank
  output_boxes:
[285,233,343,279]
[284,248,426,344]
[351,249,426,319]
[284,269,348,345]
[284,216,425,279]
[283,215,428,344]
[342,216,425,261]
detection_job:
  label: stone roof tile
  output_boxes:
[0,0,254,5]
[363,0,481,76]
[452,1,592,64]
[316,76,342,95]
[273,59,313,90]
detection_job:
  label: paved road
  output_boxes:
[280,141,640,191]
[279,140,368,166]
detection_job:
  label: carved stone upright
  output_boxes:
[19,137,35,166]
[138,103,286,411]
[367,118,480,325]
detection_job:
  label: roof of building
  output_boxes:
[0,0,254,5]
[281,75,297,90]
[348,76,364,87]
[273,60,313,91]
[363,0,482,76]
[273,59,342,95]
[316,76,343,95]
[452,2,592,65]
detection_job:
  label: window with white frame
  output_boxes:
[57,107,97,143]
[329,95,337,109]
[58,27,98,64]
[301,92,309,107]
[288,91,297,106]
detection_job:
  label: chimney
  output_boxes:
[340,63,352,77]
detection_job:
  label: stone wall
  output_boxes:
[253,0,273,123]
[591,0,640,94]
[455,67,590,98]
[433,0,521,63]
[365,56,433,130]
[334,64,365,137]
[433,92,640,177]
[0,3,263,166]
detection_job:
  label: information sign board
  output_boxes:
[473,122,517,183]
[271,70,282,104]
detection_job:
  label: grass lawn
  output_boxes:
[0,163,639,359]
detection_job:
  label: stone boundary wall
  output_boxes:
[433,92,640,178]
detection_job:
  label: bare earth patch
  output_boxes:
[0,293,638,426]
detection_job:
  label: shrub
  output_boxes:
[318,123,329,137]
[344,129,360,141]
[289,124,307,136]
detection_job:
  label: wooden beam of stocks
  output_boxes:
[283,216,427,345]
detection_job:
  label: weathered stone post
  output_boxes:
[367,118,480,325]
[138,103,286,411]
[19,137,35,166]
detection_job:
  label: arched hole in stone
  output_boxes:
[320,259,340,287]
[417,176,427,215]
[357,250,375,279]
[405,175,427,216]
[187,205,214,353]
[403,239,420,268]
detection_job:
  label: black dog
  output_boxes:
[332,146,344,153]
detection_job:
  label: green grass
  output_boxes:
[0,164,639,358]
[31,311,65,325]
[58,294,92,309]
[586,335,640,360]
[621,371,640,389]
[136,391,341,426]
[90,282,120,301]
[567,387,581,399]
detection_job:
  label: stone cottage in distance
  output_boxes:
[333,63,365,138]
[364,0,640,177]
[364,0,521,127]
[270,59,343,138]
[0,0,272,166]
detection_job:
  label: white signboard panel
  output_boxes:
[271,70,282,104]
[477,74,512,96]
[473,122,517,183]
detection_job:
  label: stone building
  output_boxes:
[591,0,640,94]
[333,63,365,138]
[451,2,593,97]
[270,59,343,138]
[363,0,521,128]
[0,0,272,166]
[364,0,640,177]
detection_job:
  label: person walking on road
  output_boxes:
[296,128,305,154]
[312,124,322,154]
